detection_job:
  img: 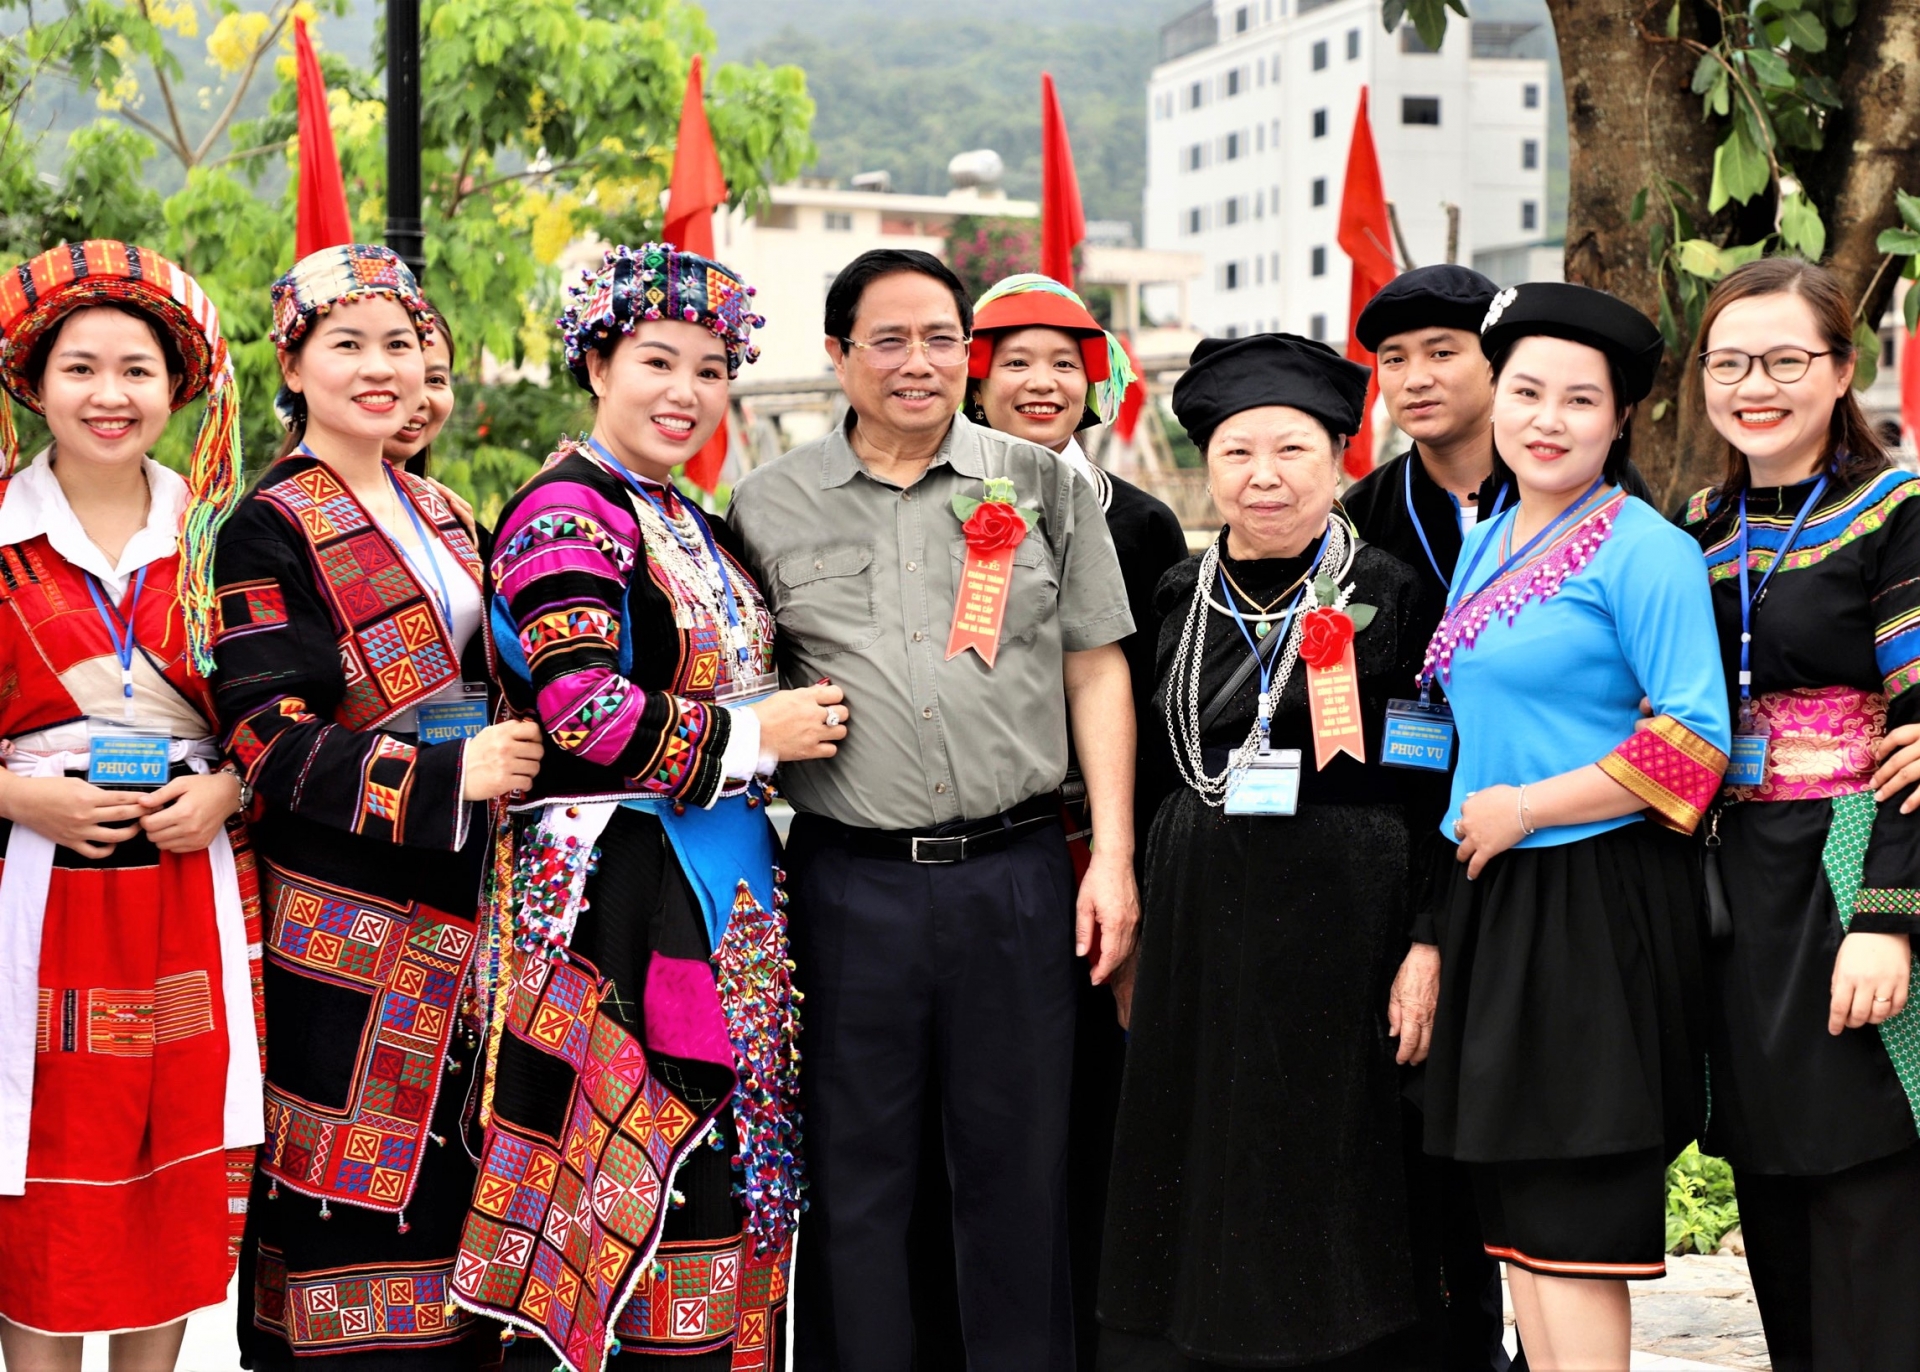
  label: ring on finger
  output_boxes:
[824,706,844,728]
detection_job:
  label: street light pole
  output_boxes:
[385,0,424,279]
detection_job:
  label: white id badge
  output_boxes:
[1224,747,1302,817]
[86,717,171,789]
[715,669,782,708]
[416,684,490,744]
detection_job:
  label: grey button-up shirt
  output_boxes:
[728,412,1134,830]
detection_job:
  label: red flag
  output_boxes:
[294,18,352,258]
[1040,73,1086,288]
[1903,294,1920,456]
[663,55,731,491]
[1115,334,1146,444]
[1335,87,1396,480]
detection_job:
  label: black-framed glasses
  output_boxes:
[841,334,970,370]
[1699,346,1835,386]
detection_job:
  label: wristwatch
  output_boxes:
[223,763,254,813]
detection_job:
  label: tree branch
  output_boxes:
[204,136,293,169]
[447,158,595,215]
[440,140,480,219]
[188,0,296,166]
[114,104,190,163]
[133,0,193,163]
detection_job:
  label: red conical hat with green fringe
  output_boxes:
[0,240,244,676]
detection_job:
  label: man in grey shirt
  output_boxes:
[729,248,1139,1371]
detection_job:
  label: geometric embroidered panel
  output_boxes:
[252,1246,477,1356]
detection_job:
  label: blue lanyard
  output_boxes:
[1402,455,1509,588]
[1735,475,1827,703]
[385,465,456,628]
[1449,477,1606,612]
[83,564,149,711]
[590,438,750,665]
[1218,527,1329,743]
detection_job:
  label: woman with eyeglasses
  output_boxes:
[1679,257,1920,1372]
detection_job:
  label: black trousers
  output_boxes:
[788,811,1080,1372]
[1735,1143,1920,1372]
[1402,1100,1519,1371]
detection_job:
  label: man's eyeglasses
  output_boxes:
[841,335,971,370]
[1699,347,1834,386]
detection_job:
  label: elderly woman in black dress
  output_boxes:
[1098,334,1439,1370]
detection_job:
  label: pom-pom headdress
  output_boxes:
[967,273,1137,430]
[558,242,764,391]
[0,240,242,676]
[269,243,436,429]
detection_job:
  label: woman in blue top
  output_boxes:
[1421,283,1731,1372]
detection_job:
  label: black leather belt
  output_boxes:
[823,793,1062,864]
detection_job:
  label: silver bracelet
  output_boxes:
[1518,784,1537,837]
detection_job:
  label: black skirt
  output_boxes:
[1098,792,1422,1366]
[1422,820,1707,1164]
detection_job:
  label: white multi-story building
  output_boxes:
[1144,0,1552,342]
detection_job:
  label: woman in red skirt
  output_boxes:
[0,241,262,1368]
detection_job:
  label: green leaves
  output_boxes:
[1348,604,1378,633]
[1777,192,1825,259]
[1708,122,1769,212]
[1779,9,1826,52]
[1383,0,1466,51]
[1852,319,1880,392]
[1674,238,1766,281]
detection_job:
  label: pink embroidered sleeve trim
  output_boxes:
[1597,715,1728,835]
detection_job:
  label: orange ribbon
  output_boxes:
[1307,641,1366,769]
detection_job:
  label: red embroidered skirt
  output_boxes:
[0,845,247,1334]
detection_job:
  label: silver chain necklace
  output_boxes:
[1167,519,1356,807]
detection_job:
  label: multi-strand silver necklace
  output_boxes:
[1167,517,1356,807]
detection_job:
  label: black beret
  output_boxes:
[1172,332,1372,447]
[1354,264,1498,352]
[1479,281,1665,404]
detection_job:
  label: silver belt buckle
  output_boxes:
[910,835,964,864]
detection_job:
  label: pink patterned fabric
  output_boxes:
[1419,491,1625,688]
[1726,685,1886,803]
[1599,715,1726,834]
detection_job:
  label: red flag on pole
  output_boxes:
[1903,291,1920,458]
[294,18,353,258]
[1335,87,1396,480]
[663,55,731,491]
[1040,73,1086,288]
[1115,334,1146,444]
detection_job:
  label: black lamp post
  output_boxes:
[385,0,424,279]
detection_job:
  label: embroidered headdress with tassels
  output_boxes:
[0,240,242,675]
[558,241,765,390]
[269,243,436,431]
[968,272,1138,430]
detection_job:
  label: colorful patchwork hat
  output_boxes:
[968,273,1137,429]
[0,240,242,674]
[558,242,764,391]
[269,243,435,429]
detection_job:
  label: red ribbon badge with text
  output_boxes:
[1299,606,1366,768]
[946,479,1038,668]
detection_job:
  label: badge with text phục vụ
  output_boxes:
[946,477,1040,669]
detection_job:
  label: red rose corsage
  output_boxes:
[1298,607,1357,669]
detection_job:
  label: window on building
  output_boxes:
[1402,96,1441,126]
[1272,118,1281,143]
[1188,143,1205,172]
[1272,54,1281,82]
[1271,251,1280,279]
[1310,313,1328,341]
[1523,82,1541,109]
[1255,189,1265,218]
[1188,207,1204,235]
[1311,177,1327,208]
[1400,24,1438,53]
[1224,261,1242,291]
[1224,197,1241,226]
[1347,28,1361,59]
[1225,131,1242,160]
[755,204,797,230]
[824,211,853,232]
[1256,255,1265,285]
[1312,108,1328,138]
[1521,200,1539,232]
[1189,80,1204,109]
[1311,245,1327,277]
[1883,328,1897,368]
[1235,5,1250,33]
[1522,139,1539,170]
[1226,68,1242,97]
[1224,325,1240,339]
[1312,39,1328,70]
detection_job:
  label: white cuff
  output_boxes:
[721,705,766,782]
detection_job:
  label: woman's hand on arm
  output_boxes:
[1454,764,1646,879]
[0,772,145,858]
[461,720,545,801]
[1388,942,1440,1064]
[136,771,242,853]
[748,684,848,763]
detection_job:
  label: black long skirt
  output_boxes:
[1098,793,1423,1367]
[1422,820,1707,1165]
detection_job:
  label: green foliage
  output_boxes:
[1666,1142,1740,1256]
[946,216,1038,303]
[1381,0,1469,52]
[433,377,589,526]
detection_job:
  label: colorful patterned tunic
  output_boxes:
[212,453,493,1368]
[453,443,798,1372]
[0,453,263,1336]
[1683,470,1920,1174]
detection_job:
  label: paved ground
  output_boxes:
[5,1254,1771,1371]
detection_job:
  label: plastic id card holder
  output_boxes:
[715,669,782,709]
[86,718,171,789]
[1224,747,1302,817]
[417,685,490,745]
[1380,699,1456,773]
[1726,733,1769,788]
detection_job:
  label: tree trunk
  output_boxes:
[1802,0,1920,328]
[1546,1,1724,509]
